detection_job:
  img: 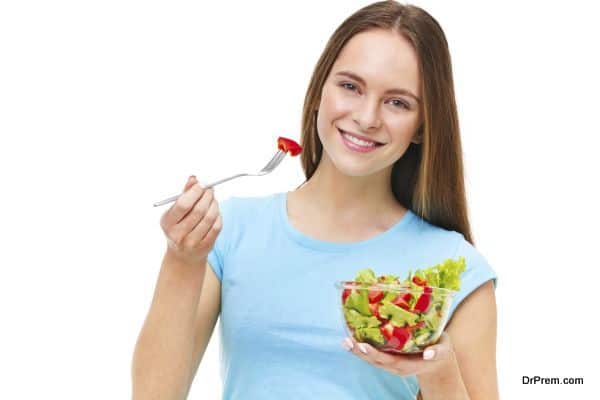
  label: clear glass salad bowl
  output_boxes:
[335,280,457,354]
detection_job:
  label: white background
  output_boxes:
[1,0,599,398]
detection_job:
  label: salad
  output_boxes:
[340,257,466,353]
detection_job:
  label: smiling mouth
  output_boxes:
[337,128,385,147]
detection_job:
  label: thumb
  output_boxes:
[183,175,197,192]
[422,331,454,361]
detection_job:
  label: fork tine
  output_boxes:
[261,150,286,172]
[260,150,282,171]
[268,151,286,171]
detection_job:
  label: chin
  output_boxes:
[331,156,382,178]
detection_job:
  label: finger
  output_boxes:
[161,176,199,227]
[184,195,220,246]
[183,175,197,191]
[348,337,420,362]
[164,182,207,226]
[347,337,427,377]
[347,337,391,365]
[186,203,222,249]
[422,331,453,361]
[170,187,214,243]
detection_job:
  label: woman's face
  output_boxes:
[316,29,423,177]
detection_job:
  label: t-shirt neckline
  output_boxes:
[278,191,415,252]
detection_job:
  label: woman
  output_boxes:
[132,1,499,399]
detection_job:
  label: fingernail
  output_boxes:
[341,338,353,351]
[358,343,368,354]
[423,349,435,360]
[189,175,196,181]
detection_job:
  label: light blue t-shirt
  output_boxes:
[207,192,498,400]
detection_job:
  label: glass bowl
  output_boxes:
[335,280,456,354]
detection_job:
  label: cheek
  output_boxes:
[387,117,420,140]
[321,87,354,117]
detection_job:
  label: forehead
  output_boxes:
[331,29,421,95]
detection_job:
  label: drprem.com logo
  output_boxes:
[522,376,584,385]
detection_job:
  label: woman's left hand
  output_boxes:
[341,331,455,377]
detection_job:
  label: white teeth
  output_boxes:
[342,132,377,147]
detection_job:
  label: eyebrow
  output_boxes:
[334,70,421,103]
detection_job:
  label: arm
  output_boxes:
[131,253,220,400]
[417,280,499,400]
[185,263,221,398]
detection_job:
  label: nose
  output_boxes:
[352,96,381,131]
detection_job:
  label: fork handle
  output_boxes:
[152,173,248,207]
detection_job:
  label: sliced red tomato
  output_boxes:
[400,292,413,302]
[392,295,411,310]
[277,137,302,156]
[381,322,395,340]
[368,303,384,320]
[368,289,384,303]
[389,326,411,350]
[342,288,352,304]
[413,292,431,313]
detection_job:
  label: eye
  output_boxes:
[340,82,358,91]
[339,82,409,110]
[389,99,409,109]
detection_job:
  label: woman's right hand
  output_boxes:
[160,175,222,265]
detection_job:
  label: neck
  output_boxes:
[294,154,404,222]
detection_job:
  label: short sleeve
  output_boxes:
[207,197,237,281]
[445,235,498,323]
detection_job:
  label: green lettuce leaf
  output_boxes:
[355,327,385,345]
[404,257,466,291]
[344,289,371,316]
[378,301,419,326]
[344,308,381,329]
[379,274,399,284]
[355,268,377,284]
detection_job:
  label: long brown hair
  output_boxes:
[299,0,474,244]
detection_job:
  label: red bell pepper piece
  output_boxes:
[277,137,302,156]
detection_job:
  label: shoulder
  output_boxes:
[208,192,281,276]
[447,233,498,322]
[407,213,498,309]
[413,214,500,294]
[405,212,466,255]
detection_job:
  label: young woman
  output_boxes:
[132,1,499,399]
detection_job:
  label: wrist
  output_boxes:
[164,246,208,269]
[417,348,457,380]
[160,249,207,287]
[417,352,469,400]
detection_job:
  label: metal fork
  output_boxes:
[152,149,287,207]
